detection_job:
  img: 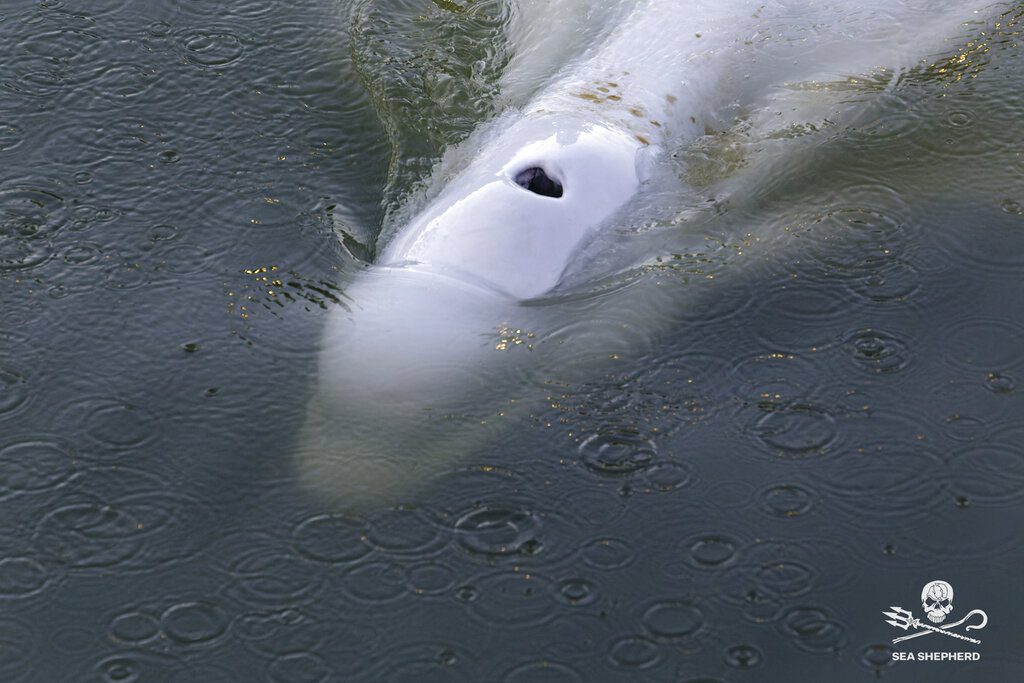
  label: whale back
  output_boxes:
[376,0,993,299]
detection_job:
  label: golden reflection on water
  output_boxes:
[919,3,1023,85]
[495,323,535,351]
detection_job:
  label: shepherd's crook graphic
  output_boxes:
[883,607,986,645]
[890,609,988,645]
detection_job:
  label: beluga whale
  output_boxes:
[296,0,1000,507]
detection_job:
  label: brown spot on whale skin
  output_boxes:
[607,94,622,101]
[628,107,644,117]
[575,92,603,102]
[690,115,697,124]
[666,94,678,104]
[607,81,619,88]
[597,86,609,93]
[635,135,650,145]
[650,120,662,127]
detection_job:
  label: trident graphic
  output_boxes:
[883,606,987,645]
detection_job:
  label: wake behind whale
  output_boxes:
[297,0,999,507]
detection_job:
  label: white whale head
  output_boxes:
[379,115,648,299]
[296,116,650,507]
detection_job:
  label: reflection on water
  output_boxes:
[1,0,1023,681]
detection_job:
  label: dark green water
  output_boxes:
[1,1,1023,681]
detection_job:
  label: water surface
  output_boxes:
[1,1,1023,681]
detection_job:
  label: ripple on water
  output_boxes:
[846,89,927,149]
[715,538,854,623]
[748,276,853,349]
[86,62,160,102]
[291,513,372,565]
[107,485,213,568]
[61,241,102,266]
[372,641,476,683]
[225,540,325,609]
[944,108,976,129]
[465,571,557,629]
[927,193,1024,270]
[724,643,763,669]
[266,652,330,683]
[555,484,629,529]
[160,601,229,645]
[552,577,597,607]
[0,122,23,152]
[6,27,105,100]
[93,654,145,683]
[365,506,448,558]
[0,556,57,600]
[579,537,637,571]
[984,371,1016,394]
[0,183,68,271]
[177,27,247,68]
[907,90,1013,164]
[547,362,715,441]
[502,660,584,683]
[844,257,922,306]
[777,605,849,654]
[577,428,657,476]
[816,444,946,530]
[684,534,740,569]
[744,399,840,459]
[0,615,34,681]
[729,351,820,405]
[428,464,530,513]
[234,608,360,660]
[0,439,77,498]
[641,599,706,640]
[844,327,912,375]
[153,242,221,276]
[102,254,149,291]
[859,643,897,675]
[606,634,661,671]
[109,610,160,644]
[33,501,142,568]
[43,0,137,18]
[168,664,236,683]
[454,504,543,558]
[539,613,616,663]
[786,199,912,281]
[939,316,1024,373]
[56,394,158,454]
[225,0,281,19]
[341,560,409,605]
[949,443,1024,506]
[942,412,989,443]
[31,460,207,571]
[42,116,174,167]
[407,561,457,597]
[617,351,726,434]
[639,461,693,493]
[757,483,815,519]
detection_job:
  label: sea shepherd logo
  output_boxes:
[884,580,988,662]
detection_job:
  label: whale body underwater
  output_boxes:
[296,0,999,506]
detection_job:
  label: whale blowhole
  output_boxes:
[514,166,563,198]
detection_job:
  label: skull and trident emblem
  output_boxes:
[883,580,988,645]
